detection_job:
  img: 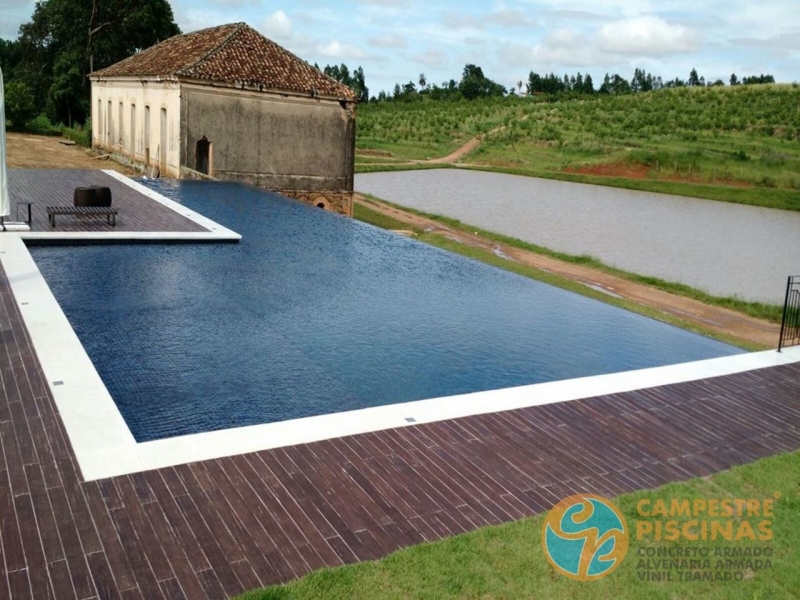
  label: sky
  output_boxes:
[2,0,799,95]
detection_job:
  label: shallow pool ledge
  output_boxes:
[3,226,799,481]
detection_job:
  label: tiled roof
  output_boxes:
[91,23,355,100]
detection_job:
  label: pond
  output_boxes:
[356,169,800,303]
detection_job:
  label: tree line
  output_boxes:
[1,0,179,130]
[524,68,775,95]
[329,64,778,103]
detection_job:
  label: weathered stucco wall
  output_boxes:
[181,84,355,214]
[90,78,181,178]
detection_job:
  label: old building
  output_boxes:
[90,23,357,215]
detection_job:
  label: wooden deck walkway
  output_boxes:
[1,258,799,599]
[7,169,207,233]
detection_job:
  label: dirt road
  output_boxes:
[6,132,136,175]
[355,194,779,349]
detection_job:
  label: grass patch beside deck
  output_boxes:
[238,451,800,599]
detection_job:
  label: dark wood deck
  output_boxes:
[1,259,799,600]
[7,169,207,233]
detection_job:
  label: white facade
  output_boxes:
[91,78,181,178]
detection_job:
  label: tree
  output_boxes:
[48,50,84,127]
[459,64,485,100]
[324,64,341,81]
[13,0,180,125]
[583,74,594,94]
[459,64,505,100]
[418,73,427,89]
[742,74,775,85]
[631,68,654,92]
[324,63,369,102]
[688,68,701,86]
[527,71,542,94]
[599,73,611,94]
[730,73,739,86]
[0,39,21,75]
[352,66,368,103]
[4,81,37,130]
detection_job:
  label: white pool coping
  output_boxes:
[2,181,799,480]
[19,170,241,243]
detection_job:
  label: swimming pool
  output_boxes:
[30,180,743,442]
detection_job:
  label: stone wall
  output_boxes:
[180,84,356,209]
[279,190,353,216]
[175,165,352,215]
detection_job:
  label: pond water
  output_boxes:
[356,169,800,303]
[31,180,741,442]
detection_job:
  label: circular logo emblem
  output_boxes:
[542,493,629,581]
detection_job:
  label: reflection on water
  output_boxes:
[31,180,741,442]
[356,169,800,303]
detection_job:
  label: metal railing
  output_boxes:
[778,276,800,352]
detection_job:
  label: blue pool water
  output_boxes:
[30,181,743,442]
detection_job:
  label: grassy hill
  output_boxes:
[356,85,800,205]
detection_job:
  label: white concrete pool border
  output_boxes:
[3,180,799,480]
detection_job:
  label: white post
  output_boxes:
[0,67,10,219]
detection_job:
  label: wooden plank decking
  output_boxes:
[1,259,799,599]
[7,169,207,233]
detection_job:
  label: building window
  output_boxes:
[130,104,136,158]
[160,107,167,171]
[106,101,113,145]
[118,102,123,145]
[144,106,151,165]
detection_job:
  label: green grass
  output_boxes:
[355,162,456,174]
[356,195,783,326]
[238,451,800,599]
[356,85,800,210]
[353,202,422,232]
[353,202,766,350]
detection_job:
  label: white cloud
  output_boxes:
[368,33,407,49]
[729,30,800,53]
[598,16,700,56]
[445,8,539,30]
[357,0,409,4]
[317,40,367,59]
[411,47,448,67]
[174,8,235,35]
[262,10,292,40]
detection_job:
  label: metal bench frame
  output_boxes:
[46,206,118,228]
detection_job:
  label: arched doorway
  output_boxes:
[196,136,211,175]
